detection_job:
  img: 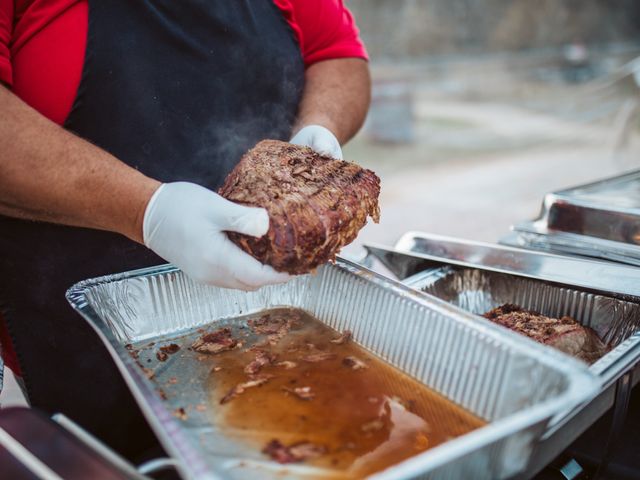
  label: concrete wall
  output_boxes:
[348,0,640,59]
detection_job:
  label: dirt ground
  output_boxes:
[341,54,640,258]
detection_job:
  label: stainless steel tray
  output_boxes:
[366,232,640,297]
[508,170,640,265]
[67,260,597,480]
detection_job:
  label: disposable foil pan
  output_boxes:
[66,260,598,480]
[404,267,640,432]
[509,170,640,266]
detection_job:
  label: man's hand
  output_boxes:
[143,182,289,290]
[290,125,343,159]
[0,87,288,290]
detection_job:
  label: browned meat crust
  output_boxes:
[192,328,238,355]
[342,356,368,370]
[156,343,181,362]
[248,315,287,335]
[219,140,380,274]
[160,343,180,354]
[483,304,608,363]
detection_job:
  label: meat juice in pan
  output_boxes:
[199,309,485,477]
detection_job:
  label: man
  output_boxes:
[0,0,370,459]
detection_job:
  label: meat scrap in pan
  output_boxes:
[220,375,273,405]
[483,304,608,363]
[282,386,315,400]
[262,439,327,464]
[156,343,181,362]
[192,328,238,355]
[219,140,380,274]
[244,350,276,375]
[330,330,352,345]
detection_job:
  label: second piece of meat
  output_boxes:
[483,304,607,363]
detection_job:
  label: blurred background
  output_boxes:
[342,0,640,256]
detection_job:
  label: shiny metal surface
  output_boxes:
[404,266,640,430]
[508,170,640,265]
[368,232,640,297]
[505,226,640,267]
[367,232,640,480]
[66,260,598,480]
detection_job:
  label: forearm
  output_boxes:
[293,58,371,144]
[0,85,160,243]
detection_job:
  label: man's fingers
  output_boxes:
[290,125,343,160]
[237,262,291,288]
[213,197,270,237]
[314,139,343,160]
[227,244,291,287]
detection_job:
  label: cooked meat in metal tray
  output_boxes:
[483,304,607,363]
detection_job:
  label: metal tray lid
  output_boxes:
[508,170,640,265]
[366,232,640,298]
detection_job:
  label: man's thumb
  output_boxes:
[222,204,270,237]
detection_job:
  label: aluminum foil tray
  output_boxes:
[369,233,640,298]
[404,267,640,431]
[66,260,597,480]
[509,170,640,265]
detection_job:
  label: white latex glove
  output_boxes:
[290,125,343,160]
[143,182,290,290]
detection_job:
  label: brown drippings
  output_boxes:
[208,309,485,478]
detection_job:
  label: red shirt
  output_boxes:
[0,0,367,125]
[0,0,366,376]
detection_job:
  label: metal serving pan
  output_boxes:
[365,233,640,477]
[378,232,640,388]
[365,232,640,298]
[67,260,597,480]
[404,267,640,389]
[507,170,640,266]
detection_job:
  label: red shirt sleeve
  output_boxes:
[276,0,368,67]
[0,0,13,85]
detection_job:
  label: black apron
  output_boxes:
[0,0,303,459]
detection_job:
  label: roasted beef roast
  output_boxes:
[483,304,608,363]
[219,140,380,274]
